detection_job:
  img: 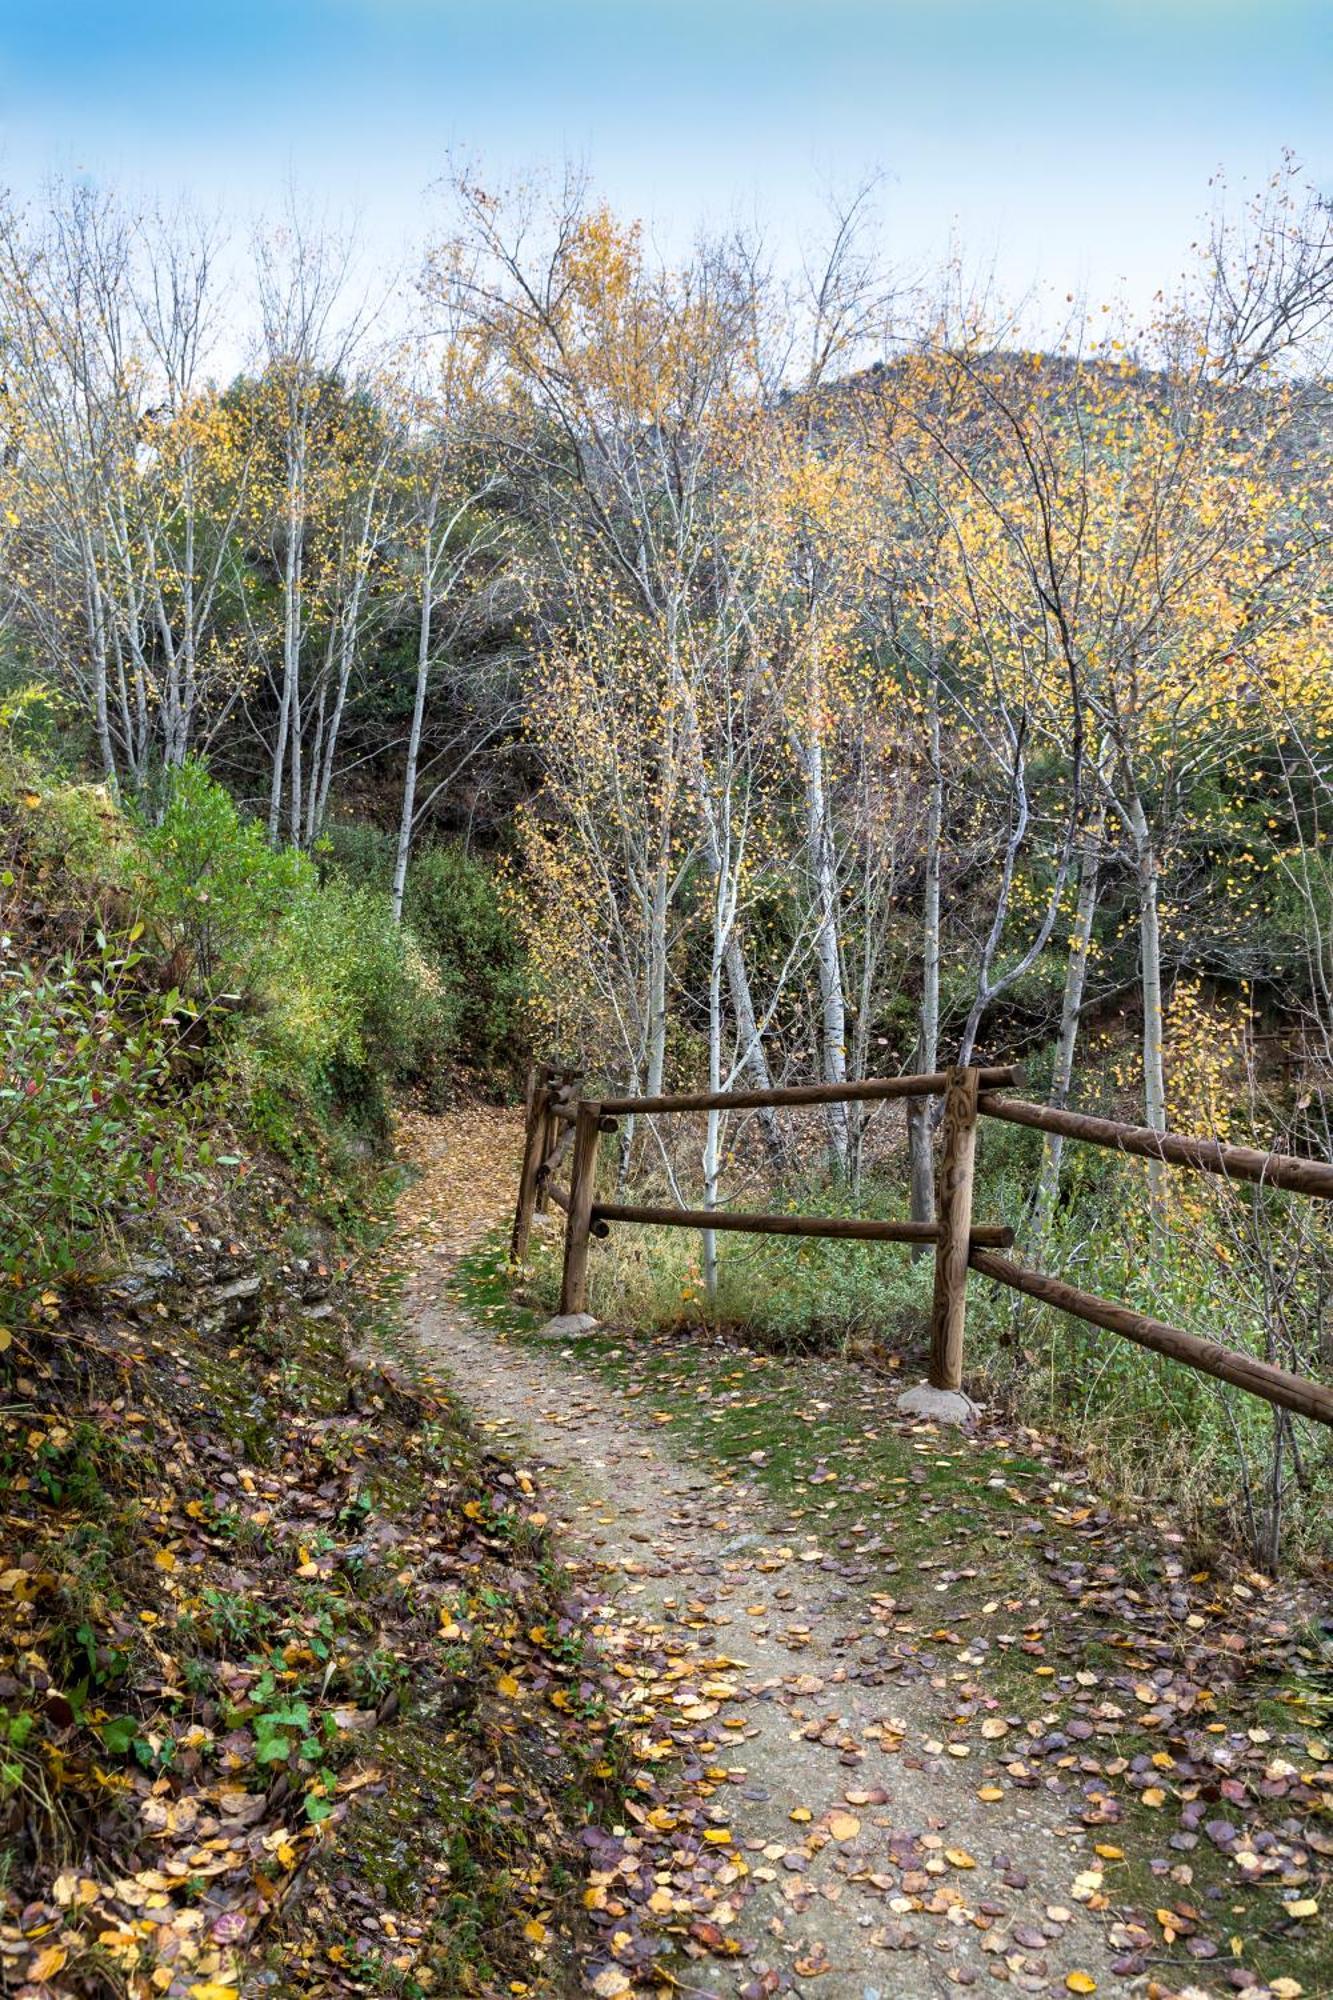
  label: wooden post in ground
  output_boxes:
[535,1070,579,1214]
[559,1099,602,1316]
[510,1071,550,1262]
[928,1065,980,1392]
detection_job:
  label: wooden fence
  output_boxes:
[509,1062,1333,1429]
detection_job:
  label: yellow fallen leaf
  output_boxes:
[1286,1898,1318,1918]
[1093,1844,1124,1860]
[981,1718,1009,1738]
[497,1673,520,1697]
[524,1919,546,1942]
[703,1828,732,1844]
[828,1811,861,1840]
[189,1986,240,2000]
[1141,1786,1165,1806]
[1066,1978,1097,1996]
[29,1946,69,1981]
[976,1785,1004,1802]
[153,1548,176,1571]
[944,1848,976,1869]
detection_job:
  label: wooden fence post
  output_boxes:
[510,1071,550,1263]
[535,1069,580,1214]
[559,1099,602,1316]
[928,1065,980,1392]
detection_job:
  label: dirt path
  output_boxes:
[395,1110,1132,2000]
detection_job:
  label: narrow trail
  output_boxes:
[394,1109,1132,2000]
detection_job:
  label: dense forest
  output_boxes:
[5,160,1333,1554]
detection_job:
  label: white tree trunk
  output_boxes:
[392,547,435,924]
[269,450,305,845]
[723,933,784,1166]
[1036,802,1104,1223]
[645,854,670,1099]
[908,684,943,1230]
[1128,789,1167,1221]
[798,722,849,1169]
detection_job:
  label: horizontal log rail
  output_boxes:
[970,1249,1333,1428]
[598,1065,1020,1118]
[978,1094,1333,1201]
[592,1200,1014,1249]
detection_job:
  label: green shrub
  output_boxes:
[318,821,395,891]
[139,765,457,1138]
[0,939,187,1321]
[141,760,312,996]
[405,844,526,1088]
[266,875,459,1131]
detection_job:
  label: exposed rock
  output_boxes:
[107,1256,177,1304]
[540,1312,599,1336]
[200,1272,264,1333]
[895,1381,980,1426]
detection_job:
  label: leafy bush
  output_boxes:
[0,939,185,1323]
[137,764,458,1138]
[266,874,459,1131]
[405,843,527,1088]
[318,820,395,891]
[141,761,312,995]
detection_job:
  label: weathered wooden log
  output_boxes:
[928,1067,980,1392]
[510,1081,549,1261]
[559,1101,603,1315]
[590,1200,1012,1248]
[969,1248,1333,1428]
[536,1074,581,1208]
[536,1120,575,1187]
[598,1065,1020,1118]
[977,1094,1333,1201]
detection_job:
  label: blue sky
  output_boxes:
[0,1,1328,326]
